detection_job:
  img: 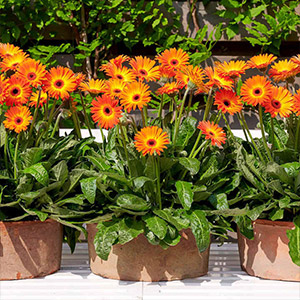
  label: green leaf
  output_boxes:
[52,160,68,183]
[281,162,300,178]
[235,215,253,239]
[270,208,284,221]
[266,162,293,185]
[175,181,194,210]
[153,208,189,231]
[175,117,197,146]
[56,195,85,206]
[142,214,168,240]
[208,193,229,210]
[94,221,119,260]
[133,176,153,189]
[80,177,97,204]
[23,163,49,186]
[287,216,300,266]
[247,204,266,221]
[22,148,43,168]
[118,218,144,245]
[178,158,200,175]
[186,210,210,252]
[117,194,150,211]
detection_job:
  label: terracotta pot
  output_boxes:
[87,223,210,281]
[238,219,300,281]
[0,219,63,280]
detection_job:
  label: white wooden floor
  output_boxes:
[0,243,299,300]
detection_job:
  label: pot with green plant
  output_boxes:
[220,53,300,281]
[70,49,243,281]
[0,43,93,280]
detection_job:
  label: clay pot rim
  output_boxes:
[254,219,295,228]
[0,218,56,227]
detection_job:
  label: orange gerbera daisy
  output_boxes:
[74,72,86,88]
[293,90,300,116]
[91,94,122,129]
[156,81,181,95]
[3,105,32,133]
[175,69,189,89]
[158,66,176,80]
[100,55,130,71]
[216,60,248,79]
[156,48,189,71]
[247,54,277,71]
[43,66,77,100]
[197,121,226,147]
[5,76,31,106]
[205,67,233,90]
[214,89,243,115]
[262,86,294,118]
[0,43,23,59]
[29,90,48,107]
[104,79,127,98]
[79,79,106,94]
[0,74,8,104]
[240,75,273,106]
[269,59,299,82]
[134,126,169,156]
[17,58,47,88]
[120,81,151,112]
[104,65,135,83]
[0,52,28,72]
[181,65,208,91]
[130,56,160,81]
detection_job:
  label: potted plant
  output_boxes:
[220,53,300,281]
[0,43,93,280]
[71,49,243,281]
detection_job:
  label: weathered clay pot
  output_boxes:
[87,223,210,281]
[238,219,300,282]
[0,219,63,280]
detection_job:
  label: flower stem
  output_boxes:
[120,125,129,164]
[79,92,93,138]
[189,130,203,158]
[186,91,193,116]
[270,117,275,150]
[203,88,213,122]
[50,112,62,138]
[259,105,272,161]
[222,113,235,141]
[295,117,300,151]
[158,94,164,121]
[28,88,41,142]
[154,156,162,209]
[14,134,21,179]
[69,100,82,139]
[4,131,8,172]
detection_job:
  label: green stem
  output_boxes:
[173,88,190,143]
[158,94,164,121]
[203,88,213,122]
[240,112,265,163]
[69,100,82,139]
[270,117,275,151]
[120,125,129,164]
[237,113,249,143]
[14,134,21,179]
[222,113,235,141]
[141,110,146,127]
[192,140,207,159]
[4,131,8,172]
[99,126,106,143]
[28,88,41,142]
[295,117,300,151]
[50,112,62,138]
[143,106,148,126]
[186,91,193,116]
[154,156,162,209]
[79,92,93,138]
[189,130,203,158]
[259,105,272,161]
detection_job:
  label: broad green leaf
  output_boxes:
[153,208,189,231]
[85,155,110,171]
[247,204,266,221]
[235,215,254,240]
[23,163,49,186]
[270,208,284,221]
[287,216,300,266]
[22,148,43,168]
[56,195,85,206]
[118,218,144,245]
[142,215,168,240]
[186,210,210,252]
[80,177,97,204]
[178,158,200,175]
[266,162,293,185]
[117,194,150,211]
[281,162,300,178]
[208,193,229,210]
[175,181,193,210]
[133,176,153,189]
[52,160,68,182]
[175,117,197,146]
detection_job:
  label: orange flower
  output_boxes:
[158,66,176,80]
[156,81,181,95]
[205,67,233,90]
[17,58,47,88]
[181,65,208,91]
[262,86,294,118]
[100,55,130,71]
[134,126,169,156]
[91,94,122,129]
[3,105,32,133]
[197,121,226,147]
[269,59,299,82]
[216,60,248,79]
[156,48,189,71]
[175,69,189,89]
[79,79,106,94]
[247,54,277,71]
[240,75,273,106]
[0,52,28,72]
[214,89,243,115]
[130,56,160,81]
[293,90,300,116]
[105,79,127,98]
[43,66,77,100]
[104,65,135,83]
[0,43,23,59]
[120,81,151,112]
[0,74,8,104]
[5,75,31,106]
[29,90,48,107]
[74,72,86,88]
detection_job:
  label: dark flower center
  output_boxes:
[114,89,121,94]
[14,117,23,125]
[11,87,20,96]
[139,69,148,76]
[54,79,64,89]
[12,63,18,68]
[253,88,262,96]
[27,72,37,80]
[116,74,124,80]
[103,106,112,115]
[170,59,179,66]
[133,94,140,102]
[208,131,215,137]
[223,100,230,107]
[147,139,157,147]
[271,99,281,109]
